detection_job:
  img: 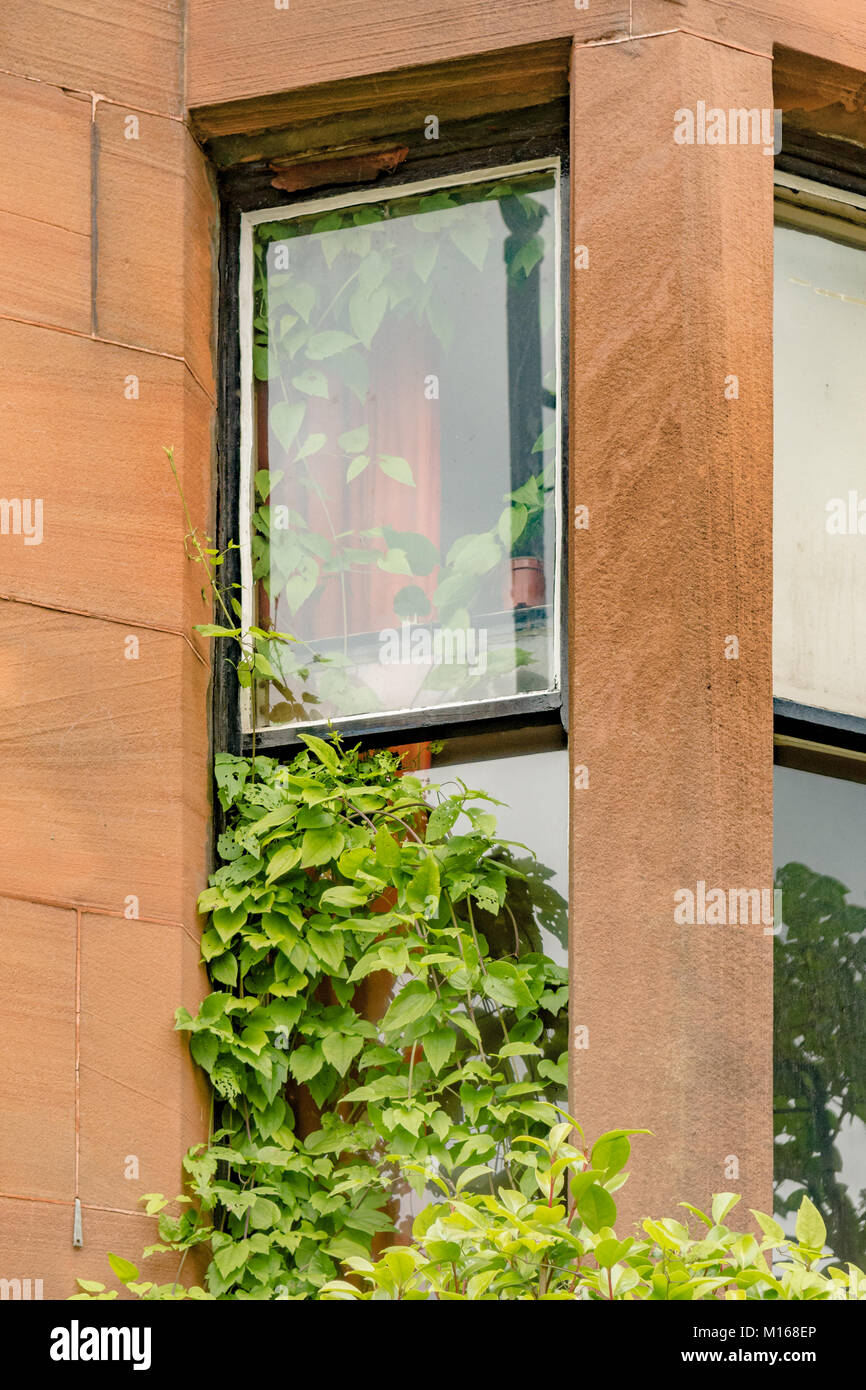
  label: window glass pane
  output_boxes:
[774,762,866,1264]
[246,167,560,731]
[426,741,568,971]
[774,220,866,718]
[385,736,569,1235]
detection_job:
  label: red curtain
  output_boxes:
[266,315,441,642]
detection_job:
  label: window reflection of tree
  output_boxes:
[774,861,866,1265]
[472,847,569,1071]
[390,846,569,1239]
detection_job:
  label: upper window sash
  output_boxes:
[773,172,866,732]
[237,158,564,743]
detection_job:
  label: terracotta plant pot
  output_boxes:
[507,556,546,609]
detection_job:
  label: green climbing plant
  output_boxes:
[320,1115,866,1301]
[69,733,567,1301]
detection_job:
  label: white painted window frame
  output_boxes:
[773,168,866,730]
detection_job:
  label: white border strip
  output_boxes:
[244,156,561,227]
[238,210,256,733]
[239,157,562,737]
[773,168,866,215]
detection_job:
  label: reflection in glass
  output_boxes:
[383,739,569,1238]
[247,168,560,730]
[426,742,568,969]
[774,764,866,1265]
[774,223,866,719]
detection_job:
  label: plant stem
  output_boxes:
[407,1041,418,1101]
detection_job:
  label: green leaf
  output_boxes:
[576,1183,617,1233]
[509,234,544,279]
[346,454,371,482]
[343,1074,409,1104]
[375,824,401,868]
[378,544,411,572]
[381,527,439,576]
[455,1164,494,1194]
[393,584,431,619]
[332,347,369,403]
[498,1041,542,1059]
[381,981,437,1036]
[711,1192,742,1227]
[445,530,501,575]
[201,931,227,967]
[210,951,238,987]
[338,425,369,455]
[426,295,453,349]
[378,548,412,575]
[590,1132,631,1178]
[349,287,388,348]
[265,844,302,884]
[298,733,339,772]
[307,331,357,360]
[679,1202,713,1228]
[284,281,316,322]
[358,250,389,296]
[292,369,329,398]
[419,192,457,214]
[107,1253,140,1284]
[195,624,241,639]
[250,805,299,835]
[532,423,557,454]
[296,433,326,460]
[190,1031,219,1071]
[423,1027,456,1076]
[795,1194,827,1251]
[449,218,491,270]
[213,1239,250,1280]
[750,1209,786,1246]
[307,928,345,973]
[378,455,415,487]
[198,992,230,1024]
[212,905,247,942]
[282,556,317,613]
[406,853,440,916]
[498,504,528,549]
[301,827,345,868]
[569,1169,605,1202]
[270,401,306,453]
[239,1025,268,1054]
[483,961,535,1009]
[322,1032,364,1077]
[412,241,438,283]
[643,1219,684,1253]
[425,802,459,843]
[594,1237,633,1269]
[288,1045,323,1083]
[320,885,369,909]
[254,468,278,501]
